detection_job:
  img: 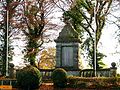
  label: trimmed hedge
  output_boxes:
[16,65,42,89]
[67,76,120,89]
[52,68,67,88]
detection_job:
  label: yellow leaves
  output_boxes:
[38,48,56,69]
[41,50,48,58]
[40,48,55,59]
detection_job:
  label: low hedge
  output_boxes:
[67,76,120,89]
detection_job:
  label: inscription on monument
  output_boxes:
[62,47,73,67]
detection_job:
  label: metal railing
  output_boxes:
[80,68,111,77]
[39,69,54,82]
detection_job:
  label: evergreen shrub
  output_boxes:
[52,68,67,88]
[16,65,42,89]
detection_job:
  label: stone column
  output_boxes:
[55,44,61,67]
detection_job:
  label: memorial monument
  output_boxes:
[55,18,83,75]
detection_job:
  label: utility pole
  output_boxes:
[6,10,9,76]
[3,0,9,76]
[94,1,97,77]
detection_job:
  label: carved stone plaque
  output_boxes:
[62,47,73,67]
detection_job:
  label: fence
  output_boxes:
[39,69,54,82]
[39,67,117,81]
[80,68,117,77]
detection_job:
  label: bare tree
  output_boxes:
[14,0,60,66]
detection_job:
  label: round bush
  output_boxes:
[16,65,42,89]
[52,68,67,87]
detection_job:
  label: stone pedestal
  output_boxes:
[55,23,83,75]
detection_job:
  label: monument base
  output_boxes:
[67,70,80,76]
[56,67,81,76]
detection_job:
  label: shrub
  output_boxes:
[16,65,42,89]
[52,68,67,88]
[67,76,88,88]
[67,76,120,89]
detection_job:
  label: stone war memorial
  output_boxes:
[55,21,83,76]
[54,19,117,77]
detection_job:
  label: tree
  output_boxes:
[18,0,59,66]
[38,48,56,69]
